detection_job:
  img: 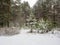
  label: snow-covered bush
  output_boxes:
[0,27,20,36]
[35,18,54,33]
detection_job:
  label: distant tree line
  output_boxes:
[0,0,60,33]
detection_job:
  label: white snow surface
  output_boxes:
[0,29,60,45]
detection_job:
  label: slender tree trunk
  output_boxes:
[30,25,33,33]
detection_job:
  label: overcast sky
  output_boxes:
[21,0,37,7]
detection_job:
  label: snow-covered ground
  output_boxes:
[0,29,60,45]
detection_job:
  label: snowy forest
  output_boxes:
[0,0,60,35]
[0,0,60,45]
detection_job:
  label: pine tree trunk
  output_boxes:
[0,0,11,27]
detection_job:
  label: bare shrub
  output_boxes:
[0,27,20,36]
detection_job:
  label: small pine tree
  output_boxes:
[26,12,36,33]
